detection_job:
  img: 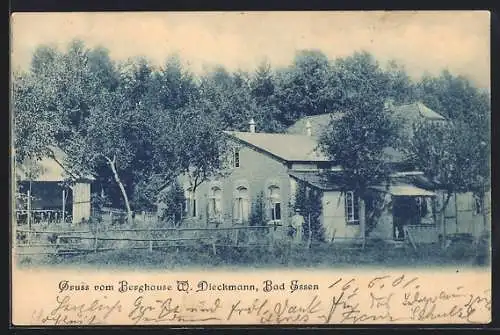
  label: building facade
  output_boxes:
[168,102,490,244]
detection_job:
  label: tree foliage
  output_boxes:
[14,39,490,223]
[249,191,266,226]
[408,71,490,199]
[293,182,324,242]
[319,51,400,193]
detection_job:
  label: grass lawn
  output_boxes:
[16,239,489,270]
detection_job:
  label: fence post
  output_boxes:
[27,189,31,231]
[94,235,98,253]
[149,239,153,253]
[212,239,217,256]
[268,225,275,252]
[234,229,239,246]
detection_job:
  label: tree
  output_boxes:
[167,106,229,196]
[12,71,58,163]
[320,51,399,189]
[64,88,137,221]
[318,51,400,236]
[407,72,490,240]
[274,49,338,126]
[250,60,285,133]
[385,60,416,105]
[199,65,257,131]
[293,182,324,245]
[249,191,266,226]
[157,180,186,225]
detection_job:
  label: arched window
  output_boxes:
[208,186,223,221]
[233,186,249,223]
[268,185,281,221]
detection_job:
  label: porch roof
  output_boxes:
[370,184,436,197]
[288,171,343,191]
[16,145,95,182]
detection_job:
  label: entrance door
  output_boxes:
[392,197,418,240]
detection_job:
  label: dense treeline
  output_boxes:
[13,39,490,216]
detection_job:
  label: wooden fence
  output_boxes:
[14,225,277,256]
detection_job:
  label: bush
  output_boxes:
[293,182,325,242]
[157,181,185,225]
[249,191,266,226]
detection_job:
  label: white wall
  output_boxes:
[321,191,361,242]
[72,182,91,224]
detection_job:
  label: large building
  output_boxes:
[167,102,490,244]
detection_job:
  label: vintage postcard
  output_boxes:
[10,11,491,326]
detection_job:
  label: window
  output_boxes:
[268,185,281,221]
[208,186,223,221]
[233,148,240,168]
[345,191,359,225]
[272,203,281,221]
[233,186,249,223]
[416,197,434,224]
[416,197,428,217]
[473,195,482,216]
[185,189,197,217]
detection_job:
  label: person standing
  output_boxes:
[290,209,305,243]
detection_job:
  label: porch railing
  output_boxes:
[15,209,71,225]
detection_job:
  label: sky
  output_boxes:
[10,11,491,89]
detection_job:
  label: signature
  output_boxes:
[34,295,122,325]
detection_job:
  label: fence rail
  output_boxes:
[14,224,275,257]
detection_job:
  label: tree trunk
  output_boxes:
[440,192,452,250]
[106,156,133,223]
[307,213,312,249]
[481,190,488,234]
[475,189,488,247]
[359,198,366,249]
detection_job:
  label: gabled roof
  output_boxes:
[16,145,95,182]
[224,131,329,162]
[391,102,446,121]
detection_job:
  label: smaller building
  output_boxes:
[15,146,95,225]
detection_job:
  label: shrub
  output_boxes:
[157,181,185,225]
[249,191,266,226]
[293,182,325,242]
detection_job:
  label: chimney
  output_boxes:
[305,119,312,136]
[384,98,395,111]
[249,118,256,133]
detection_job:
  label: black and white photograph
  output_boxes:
[10,11,492,326]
